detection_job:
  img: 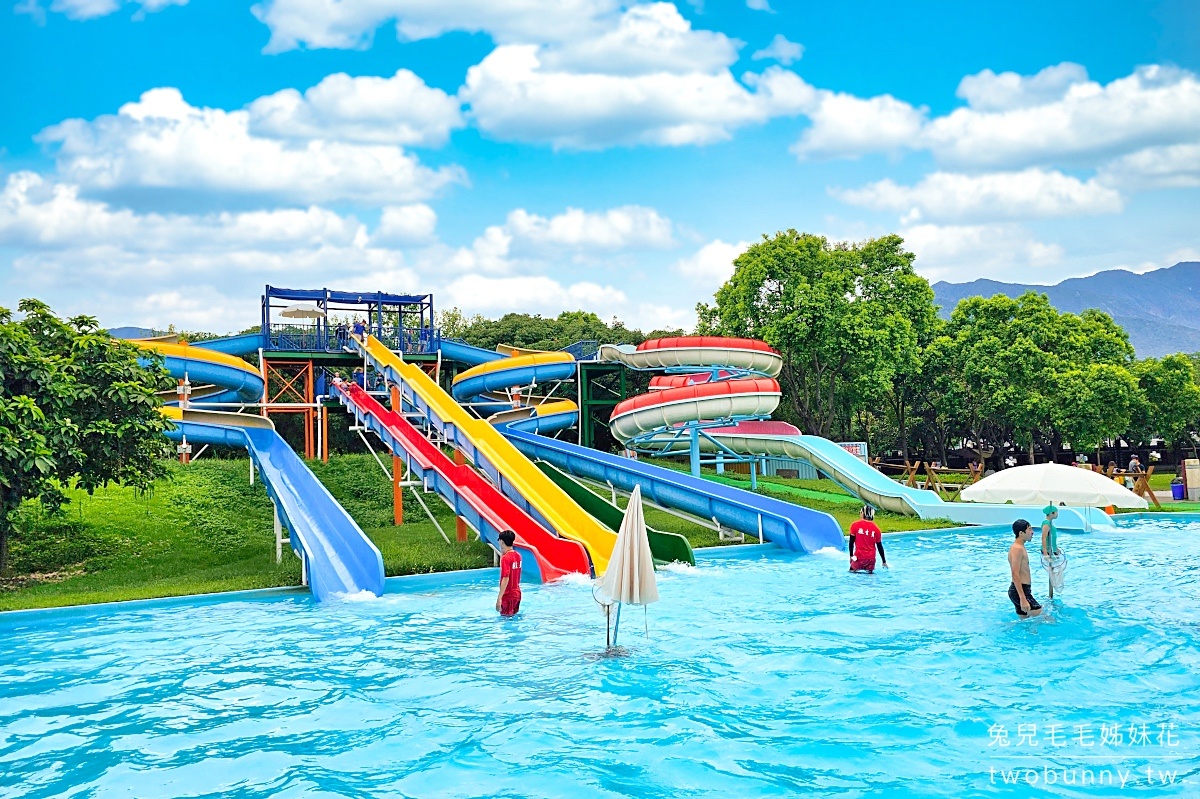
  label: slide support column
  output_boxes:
[391,386,404,526]
[453,449,469,542]
[689,425,701,477]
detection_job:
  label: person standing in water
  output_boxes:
[1008,520,1043,617]
[495,530,522,617]
[848,506,887,573]
[1041,505,1060,558]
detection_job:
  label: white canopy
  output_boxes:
[279,304,325,319]
[960,463,1148,509]
[598,485,659,606]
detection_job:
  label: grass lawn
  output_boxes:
[2,450,971,612]
[0,455,491,612]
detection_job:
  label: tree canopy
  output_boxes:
[695,229,1200,467]
[697,231,934,438]
[0,300,172,572]
[438,308,683,353]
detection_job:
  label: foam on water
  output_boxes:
[2,518,1198,798]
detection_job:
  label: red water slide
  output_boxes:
[333,380,592,582]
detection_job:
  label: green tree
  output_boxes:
[1132,354,1200,450]
[0,300,172,573]
[926,291,1138,466]
[439,309,675,353]
[698,231,932,439]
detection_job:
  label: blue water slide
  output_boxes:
[451,359,578,403]
[503,425,846,554]
[164,419,385,601]
[438,338,505,367]
[192,332,266,358]
[781,434,1116,532]
[151,353,263,405]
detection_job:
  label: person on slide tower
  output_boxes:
[848,506,888,573]
[495,530,523,617]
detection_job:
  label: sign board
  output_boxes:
[1185,459,1200,502]
[838,441,869,463]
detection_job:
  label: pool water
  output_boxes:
[3,519,1199,798]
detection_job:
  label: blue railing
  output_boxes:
[267,324,437,354]
[563,340,600,361]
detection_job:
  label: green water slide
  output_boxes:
[535,461,695,566]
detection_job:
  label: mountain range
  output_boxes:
[931,261,1200,358]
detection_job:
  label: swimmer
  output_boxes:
[1008,520,1043,618]
[848,505,887,573]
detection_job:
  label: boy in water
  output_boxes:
[848,506,888,573]
[495,530,522,617]
[1041,505,1060,558]
[1008,520,1043,617]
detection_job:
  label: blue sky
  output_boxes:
[2,0,1198,333]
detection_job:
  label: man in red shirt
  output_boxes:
[495,530,522,616]
[848,506,888,573]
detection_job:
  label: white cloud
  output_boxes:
[247,69,464,146]
[792,90,927,159]
[752,34,802,66]
[251,0,620,53]
[429,204,675,275]
[790,63,1200,182]
[506,206,674,248]
[443,274,626,314]
[463,46,812,148]
[745,0,772,11]
[543,3,740,76]
[373,204,438,244]
[16,0,185,23]
[1097,143,1200,190]
[38,88,464,205]
[955,62,1089,111]
[835,169,1124,223]
[0,173,419,330]
[672,239,751,286]
[0,172,364,251]
[925,65,1200,169]
[903,223,1064,282]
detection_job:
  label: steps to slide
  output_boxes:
[136,340,385,601]
[353,335,618,575]
[330,379,591,582]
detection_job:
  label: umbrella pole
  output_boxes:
[605,604,611,648]
[613,603,622,646]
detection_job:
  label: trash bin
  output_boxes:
[1171,481,1186,501]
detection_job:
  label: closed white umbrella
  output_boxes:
[960,463,1148,508]
[279,304,325,319]
[595,485,658,647]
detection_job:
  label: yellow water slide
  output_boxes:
[358,336,616,574]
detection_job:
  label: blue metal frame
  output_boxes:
[260,285,436,354]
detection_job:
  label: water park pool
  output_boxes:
[2,518,1197,798]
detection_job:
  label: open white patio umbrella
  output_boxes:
[596,485,658,647]
[279,304,325,319]
[960,463,1148,509]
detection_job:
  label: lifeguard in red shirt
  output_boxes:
[848,506,888,573]
[495,530,523,616]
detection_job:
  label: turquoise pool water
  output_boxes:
[2,519,1198,798]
